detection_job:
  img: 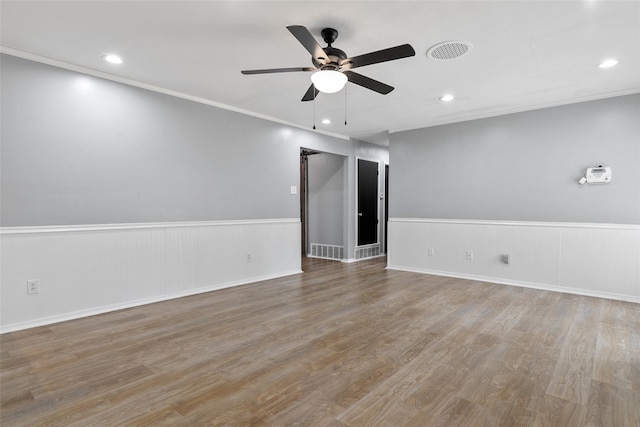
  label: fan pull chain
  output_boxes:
[344,84,348,126]
[312,86,316,130]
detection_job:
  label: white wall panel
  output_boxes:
[0,219,301,332]
[559,227,640,297]
[388,218,640,303]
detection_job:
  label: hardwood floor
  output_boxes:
[1,257,638,426]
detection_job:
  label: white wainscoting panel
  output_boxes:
[1,219,301,333]
[387,218,640,303]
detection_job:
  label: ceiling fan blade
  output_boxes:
[341,44,415,69]
[301,84,320,102]
[344,71,394,94]
[241,67,315,75]
[287,25,328,64]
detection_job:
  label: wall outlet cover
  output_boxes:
[27,279,40,295]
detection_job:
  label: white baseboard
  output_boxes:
[386,264,640,304]
[343,254,386,263]
[0,270,302,334]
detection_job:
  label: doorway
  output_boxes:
[357,158,379,246]
[301,149,346,261]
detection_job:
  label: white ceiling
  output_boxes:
[1,1,639,145]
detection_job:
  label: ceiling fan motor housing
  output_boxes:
[313,28,348,68]
[313,46,347,68]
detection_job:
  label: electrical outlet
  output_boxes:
[246,252,252,263]
[428,248,435,256]
[27,279,40,295]
[466,250,474,260]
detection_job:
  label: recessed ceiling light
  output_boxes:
[321,119,331,125]
[102,54,123,64]
[598,58,618,69]
[439,94,454,102]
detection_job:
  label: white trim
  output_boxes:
[342,254,386,263]
[0,218,300,235]
[386,265,640,304]
[382,162,389,255]
[0,270,302,334]
[0,47,349,142]
[307,255,342,262]
[5,47,636,142]
[388,217,640,230]
[388,89,640,135]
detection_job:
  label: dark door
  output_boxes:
[357,159,378,246]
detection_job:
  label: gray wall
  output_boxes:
[1,54,347,226]
[389,94,640,224]
[307,153,345,248]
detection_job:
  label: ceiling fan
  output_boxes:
[241,25,416,101]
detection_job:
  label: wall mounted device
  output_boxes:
[578,165,611,185]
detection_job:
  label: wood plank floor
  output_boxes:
[1,257,639,426]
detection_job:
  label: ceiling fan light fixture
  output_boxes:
[311,70,347,94]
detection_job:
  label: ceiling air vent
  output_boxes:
[427,41,473,60]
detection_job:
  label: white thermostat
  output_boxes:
[579,165,611,184]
